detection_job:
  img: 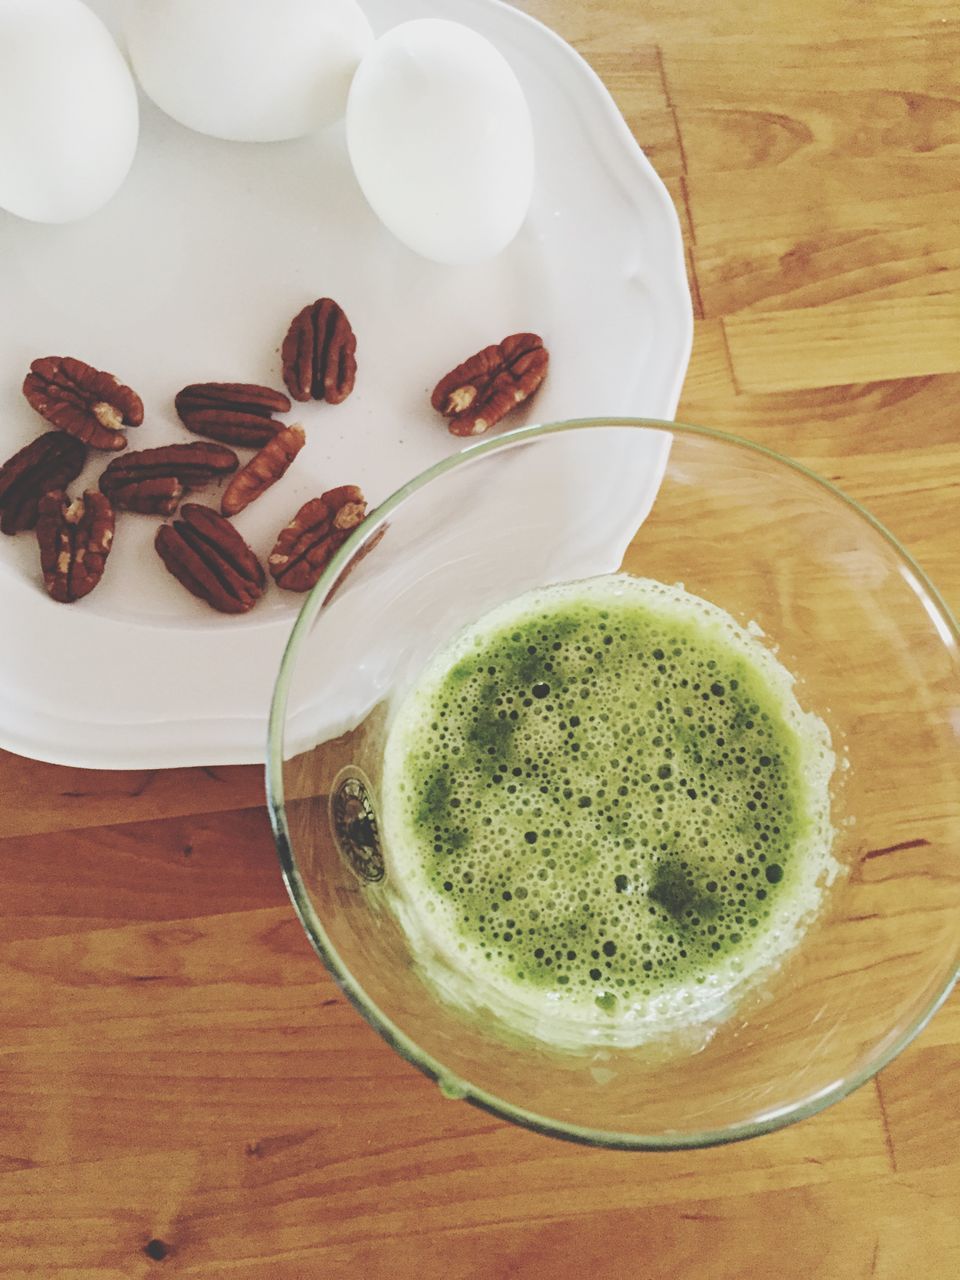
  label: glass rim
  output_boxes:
[266,416,960,1150]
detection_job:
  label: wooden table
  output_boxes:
[3,2,958,1275]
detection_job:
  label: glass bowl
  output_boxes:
[266,419,960,1149]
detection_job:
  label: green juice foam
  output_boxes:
[381,576,838,1047]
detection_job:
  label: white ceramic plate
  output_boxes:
[0,0,692,768]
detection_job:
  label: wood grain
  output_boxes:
[725,293,960,391]
[1,2,958,1276]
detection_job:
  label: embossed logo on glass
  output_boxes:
[331,770,384,883]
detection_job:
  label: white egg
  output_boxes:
[123,0,373,143]
[346,19,535,265]
[0,0,138,224]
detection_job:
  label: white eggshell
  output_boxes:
[346,19,535,265]
[0,0,139,224]
[123,0,374,143]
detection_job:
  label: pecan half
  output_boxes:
[268,486,367,592]
[100,443,239,515]
[155,503,265,614]
[220,424,305,517]
[281,298,357,404]
[432,333,549,437]
[175,382,291,449]
[0,432,87,535]
[23,356,143,451]
[36,489,115,603]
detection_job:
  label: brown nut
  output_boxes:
[0,431,87,535]
[175,382,291,448]
[155,503,265,614]
[23,356,143,451]
[432,333,548,437]
[100,442,239,515]
[268,486,367,592]
[36,489,115,604]
[220,423,305,517]
[281,298,357,404]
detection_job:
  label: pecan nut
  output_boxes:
[36,489,115,603]
[155,503,265,614]
[220,424,305,517]
[0,431,87,535]
[268,486,367,592]
[175,382,291,448]
[432,333,548,437]
[281,298,357,404]
[100,443,239,515]
[23,356,143,451]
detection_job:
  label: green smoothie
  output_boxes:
[381,576,837,1046]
